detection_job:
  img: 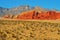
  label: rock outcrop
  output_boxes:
[13,10,60,20]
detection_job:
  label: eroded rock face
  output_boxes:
[2,6,60,20]
[13,10,60,20]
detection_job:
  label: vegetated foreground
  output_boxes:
[0,19,60,40]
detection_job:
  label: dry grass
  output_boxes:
[0,19,60,40]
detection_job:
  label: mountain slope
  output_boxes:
[12,10,60,20]
[0,7,9,16]
[5,5,33,15]
[0,6,50,17]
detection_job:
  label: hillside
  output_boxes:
[0,5,33,17]
[0,7,9,16]
[0,6,51,17]
[3,10,60,20]
[1,6,60,20]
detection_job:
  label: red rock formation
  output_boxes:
[3,10,60,20]
[16,10,35,19]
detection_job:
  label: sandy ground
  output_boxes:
[0,19,60,40]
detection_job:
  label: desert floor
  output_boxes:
[0,19,60,40]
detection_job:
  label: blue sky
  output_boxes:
[0,0,60,10]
